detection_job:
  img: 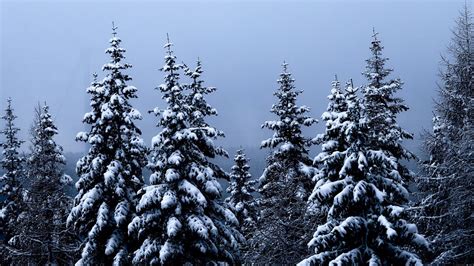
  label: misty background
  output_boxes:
[0,0,468,178]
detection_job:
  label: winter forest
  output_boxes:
[0,1,473,265]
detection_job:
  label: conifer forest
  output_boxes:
[0,1,472,265]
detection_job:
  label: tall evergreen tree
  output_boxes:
[7,104,78,265]
[183,59,218,128]
[225,149,256,262]
[0,98,24,261]
[129,38,242,265]
[362,31,413,162]
[67,25,148,265]
[225,149,257,230]
[300,81,429,265]
[308,77,348,216]
[249,62,317,264]
[415,4,473,264]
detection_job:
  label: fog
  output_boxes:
[0,0,466,154]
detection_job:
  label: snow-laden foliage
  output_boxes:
[225,149,257,262]
[310,77,347,211]
[248,63,318,265]
[183,59,218,128]
[362,31,414,162]
[129,38,243,265]
[415,5,474,264]
[0,99,24,231]
[0,98,25,262]
[225,149,257,229]
[259,62,317,200]
[7,104,78,265]
[301,79,430,266]
[67,26,148,265]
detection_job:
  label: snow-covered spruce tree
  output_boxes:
[249,62,317,265]
[67,25,148,265]
[362,31,413,162]
[225,149,257,230]
[7,104,78,265]
[183,59,218,128]
[415,4,473,264]
[300,81,430,265]
[0,98,25,262]
[308,77,348,216]
[225,149,257,262]
[129,39,242,265]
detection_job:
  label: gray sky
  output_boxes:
[0,0,467,154]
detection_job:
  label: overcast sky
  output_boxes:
[0,0,467,154]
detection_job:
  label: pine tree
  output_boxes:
[129,38,242,265]
[308,77,348,216]
[362,31,413,162]
[183,59,218,128]
[0,98,24,261]
[225,149,256,262]
[259,63,317,198]
[415,4,473,264]
[249,62,317,264]
[67,24,148,265]
[300,81,429,265]
[225,149,256,230]
[7,104,78,265]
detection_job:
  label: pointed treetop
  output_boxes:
[112,21,118,37]
[282,61,289,73]
[6,97,12,108]
[372,27,378,41]
[334,74,338,81]
[164,33,173,55]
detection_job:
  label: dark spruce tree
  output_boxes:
[225,149,257,230]
[7,104,78,265]
[307,77,348,217]
[300,80,429,265]
[224,149,257,261]
[0,98,25,262]
[415,4,473,264]
[249,62,317,265]
[67,24,148,265]
[129,38,242,265]
[362,31,413,161]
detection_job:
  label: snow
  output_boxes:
[105,230,121,256]
[166,217,182,237]
[370,183,385,202]
[412,233,430,249]
[168,151,182,165]
[387,205,404,217]
[178,180,207,207]
[60,174,73,185]
[204,180,220,196]
[101,107,114,120]
[280,142,294,151]
[378,215,397,239]
[76,131,89,141]
[89,134,103,144]
[161,190,177,209]
[299,163,315,176]
[322,140,338,151]
[114,201,129,226]
[187,215,209,239]
[315,180,344,201]
[165,168,180,182]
